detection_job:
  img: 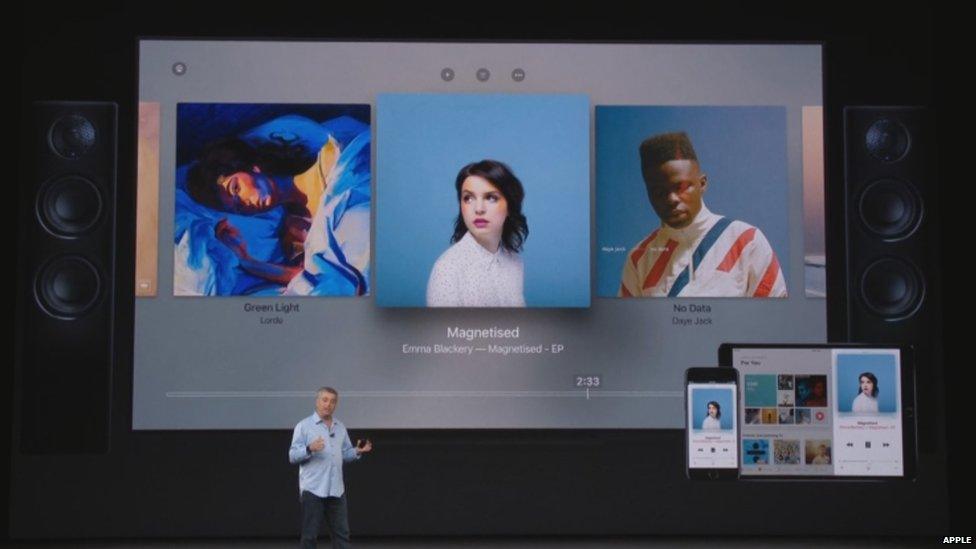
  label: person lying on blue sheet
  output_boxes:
[175,114,370,296]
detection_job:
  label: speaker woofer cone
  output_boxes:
[857,178,922,240]
[36,176,103,237]
[34,256,102,319]
[859,257,924,320]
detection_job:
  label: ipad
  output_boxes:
[719,344,916,479]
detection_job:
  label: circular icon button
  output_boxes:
[512,68,526,82]
[440,68,455,82]
[172,62,187,76]
[476,68,491,82]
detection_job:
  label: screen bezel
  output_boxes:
[718,343,917,480]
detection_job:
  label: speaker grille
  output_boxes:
[48,114,97,159]
[864,117,910,163]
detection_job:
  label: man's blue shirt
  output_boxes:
[289,412,360,497]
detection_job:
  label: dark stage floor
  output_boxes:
[3,537,935,548]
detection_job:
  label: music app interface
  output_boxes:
[687,383,738,469]
[831,349,904,476]
[135,41,826,430]
[733,347,903,477]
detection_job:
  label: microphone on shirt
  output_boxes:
[330,433,335,438]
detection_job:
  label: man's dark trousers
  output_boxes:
[301,491,351,549]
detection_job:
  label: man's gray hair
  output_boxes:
[316,386,339,398]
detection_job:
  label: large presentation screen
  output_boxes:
[134,41,825,429]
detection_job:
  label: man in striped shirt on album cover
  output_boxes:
[619,132,787,298]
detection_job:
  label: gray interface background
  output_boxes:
[134,41,824,429]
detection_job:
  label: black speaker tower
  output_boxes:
[844,106,941,451]
[16,101,117,454]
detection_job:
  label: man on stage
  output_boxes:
[289,387,372,548]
